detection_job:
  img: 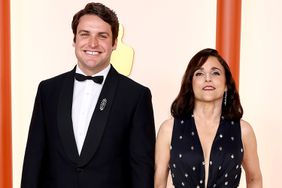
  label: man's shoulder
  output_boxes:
[41,69,73,84]
[37,69,74,93]
[117,73,149,92]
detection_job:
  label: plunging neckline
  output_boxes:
[169,117,244,188]
[191,116,223,187]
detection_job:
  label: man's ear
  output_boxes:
[112,39,118,50]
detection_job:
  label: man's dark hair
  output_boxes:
[71,2,119,45]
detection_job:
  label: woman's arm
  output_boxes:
[154,118,174,188]
[241,120,263,188]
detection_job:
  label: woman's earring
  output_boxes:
[224,91,227,106]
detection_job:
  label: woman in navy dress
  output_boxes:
[154,48,262,188]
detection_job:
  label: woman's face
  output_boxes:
[192,56,227,104]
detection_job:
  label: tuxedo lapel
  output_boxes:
[57,67,80,163]
[78,66,119,167]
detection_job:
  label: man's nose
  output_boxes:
[89,37,98,47]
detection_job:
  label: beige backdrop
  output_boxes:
[11,0,282,187]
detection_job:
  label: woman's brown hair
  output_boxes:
[171,48,243,120]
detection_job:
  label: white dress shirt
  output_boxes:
[72,64,110,155]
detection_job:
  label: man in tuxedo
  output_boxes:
[21,2,155,188]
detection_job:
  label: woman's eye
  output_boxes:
[195,72,204,76]
[211,71,220,76]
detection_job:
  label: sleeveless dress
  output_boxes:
[169,115,244,188]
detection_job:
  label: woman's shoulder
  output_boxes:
[156,118,175,147]
[240,119,257,147]
[159,118,174,134]
[240,119,254,136]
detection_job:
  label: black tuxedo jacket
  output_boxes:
[21,66,155,188]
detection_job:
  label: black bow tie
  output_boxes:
[75,73,104,84]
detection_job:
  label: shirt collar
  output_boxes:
[75,64,111,84]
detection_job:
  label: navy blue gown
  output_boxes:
[170,115,244,188]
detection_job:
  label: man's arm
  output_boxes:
[21,82,46,188]
[129,88,156,188]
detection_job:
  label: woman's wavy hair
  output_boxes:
[171,48,243,120]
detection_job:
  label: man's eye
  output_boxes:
[79,33,89,37]
[99,35,108,39]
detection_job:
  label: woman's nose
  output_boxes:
[205,73,211,82]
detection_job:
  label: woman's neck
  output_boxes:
[193,101,222,121]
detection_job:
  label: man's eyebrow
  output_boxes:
[77,30,90,34]
[98,31,110,36]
